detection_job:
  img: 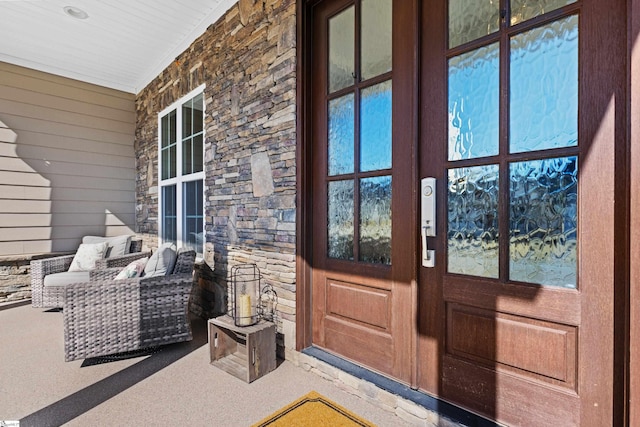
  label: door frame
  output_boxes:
[296,0,631,425]
[629,0,640,424]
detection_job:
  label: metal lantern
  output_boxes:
[231,264,261,327]
[259,284,278,322]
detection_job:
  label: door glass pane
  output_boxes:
[510,15,578,153]
[509,157,577,288]
[361,0,392,80]
[511,0,576,26]
[328,180,354,260]
[162,185,177,244]
[184,180,204,256]
[361,80,392,172]
[360,176,391,264]
[329,94,355,176]
[449,43,499,160]
[449,0,500,48]
[448,165,499,278]
[329,6,355,93]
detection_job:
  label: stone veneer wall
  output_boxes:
[0,256,32,303]
[135,0,297,354]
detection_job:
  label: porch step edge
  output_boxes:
[296,347,499,427]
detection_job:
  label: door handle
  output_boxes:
[421,178,436,267]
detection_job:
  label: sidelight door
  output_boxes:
[310,0,417,382]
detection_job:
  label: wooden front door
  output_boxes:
[417,1,621,425]
[305,0,620,425]
[310,0,417,382]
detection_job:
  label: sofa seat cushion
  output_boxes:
[43,271,91,287]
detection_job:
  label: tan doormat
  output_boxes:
[252,390,377,427]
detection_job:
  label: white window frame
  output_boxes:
[157,84,206,256]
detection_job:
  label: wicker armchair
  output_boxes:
[62,249,196,362]
[30,239,149,309]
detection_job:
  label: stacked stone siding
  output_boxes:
[0,257,31,303]
[135,0,297,352]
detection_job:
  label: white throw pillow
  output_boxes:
[68,242,109,272]
[82,235,132,258]
[115,257,149,280]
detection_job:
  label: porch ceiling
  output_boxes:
[0,0,237,94]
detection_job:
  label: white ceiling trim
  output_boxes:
[0,0,239,94]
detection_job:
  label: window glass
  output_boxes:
[161,111,177,180]
[360,176,391,264]
[184,180,204,254]
[159,90,205,256]
[510,0,576,26]
[162,185,177,244]
[361,80,392,172]
[509,157,577,288]
[448,43,500,160]
[325,1,393,267]
[329,6,355,93]
[328,180,354,260]
[328,94,355,176]
[447,165,499,278]
[361,0,392,80]
[182,94,204,175]
[510,15,578,153]
[449,0,500,48]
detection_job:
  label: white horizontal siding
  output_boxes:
[0,63,136,256]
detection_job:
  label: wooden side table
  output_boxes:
[208,315,276,383]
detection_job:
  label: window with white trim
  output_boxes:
[158,86,205,257]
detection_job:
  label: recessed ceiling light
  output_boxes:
[63,6,89,20]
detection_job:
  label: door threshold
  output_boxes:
[302,347,498,427]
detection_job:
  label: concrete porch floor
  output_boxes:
[0,302,419,427]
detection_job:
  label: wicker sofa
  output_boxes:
[31,236,149,309]
[63,249,196,362]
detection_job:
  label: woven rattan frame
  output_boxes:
[30,239,146,309]
[63,249,196,361]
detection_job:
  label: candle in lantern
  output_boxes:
[238,293,252,326]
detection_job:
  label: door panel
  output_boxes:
[418,1,616,425]
[310,0,417,382]
[441,358,580,426]
[446,304,577,387]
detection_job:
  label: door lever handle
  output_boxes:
[422,225,435,268]
[421,177,436,268]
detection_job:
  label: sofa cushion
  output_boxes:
[143,243,177,277]
[83,235,132,258]
[68,242,108,272]
[115,257,149,280]
[43,271,91,287]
